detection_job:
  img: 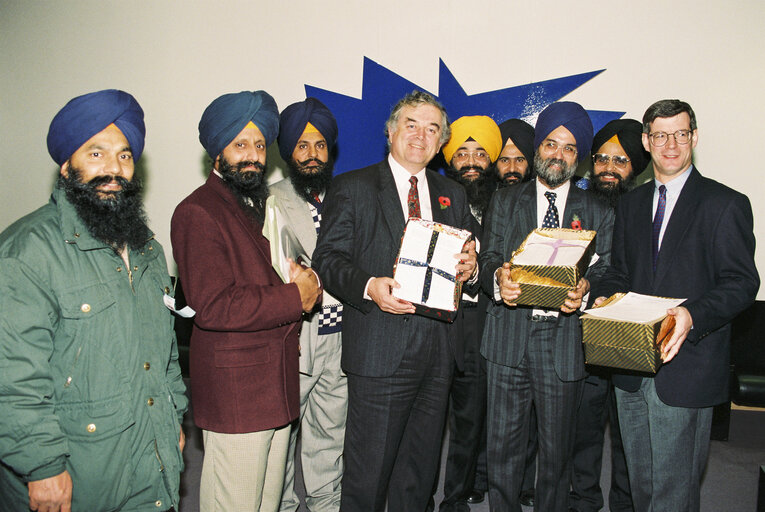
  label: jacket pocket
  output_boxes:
[214,342,271,368]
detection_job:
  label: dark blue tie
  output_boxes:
[542,191,559,228]
[652,185,667,272]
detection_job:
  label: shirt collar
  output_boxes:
[388,153,426,183]
[654,165,693,194]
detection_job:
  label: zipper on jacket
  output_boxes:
[154,439,165,472]
[64,346,82,388]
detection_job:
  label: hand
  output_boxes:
[289,260,321,313]
[496,262,520,307]
[28,470,72,512]
[179,427,186,453]
[561,278,590,313]
[593,296,608,307]
[367,277,416,314]
[661,306,692,363]
[455,240,478,283]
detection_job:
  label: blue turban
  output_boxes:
[533,101,593,162]
[198,91,279,159]
[47,89,145,166]
[278,98,338,162]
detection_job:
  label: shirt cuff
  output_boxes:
[363,277,374,301]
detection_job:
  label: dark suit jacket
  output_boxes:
[594,168,759,407]
[312,159,474,377]
[171,173,303,433]
[479,179,615,382]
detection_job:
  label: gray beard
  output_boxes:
[534,153,577,188]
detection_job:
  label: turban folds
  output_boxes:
[47,89,145,166]
[198,91,279,159]
[278,98,338,162]
[592,119,650,174]
[442,115,502,164]
[498,119,535,164]
[534,101,593,162]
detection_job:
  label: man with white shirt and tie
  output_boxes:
[313,91,478,512]
[593,99,758,512]
[478,101,614,511]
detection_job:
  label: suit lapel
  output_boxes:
[517,181,538,234]
[427,171,448,225]
[377,162,407,242]
[280,186,318,255]
[654,169,702,285]
[562,186,585,230]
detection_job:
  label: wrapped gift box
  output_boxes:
[581,292,682,373]
[392,219,473,322]
[508,228,595,309]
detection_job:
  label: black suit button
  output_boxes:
[404,317,409,322]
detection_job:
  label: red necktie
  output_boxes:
[408,176,421,219]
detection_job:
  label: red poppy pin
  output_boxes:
[571,214,582,231]
[439,196,451,209]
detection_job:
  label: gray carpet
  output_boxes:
[179,399,764,511]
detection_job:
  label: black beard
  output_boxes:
[286,156,334,203]
[445,163,496,217]
[591,171,635,207]
[534,153,578,188]
[218,157,269,222]
[59,167,150,250]
[497,171,526,188]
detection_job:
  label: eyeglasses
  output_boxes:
[592,153,631,169]
[541,140,577,156]
[453,150,490,163]
[648,129,693,147]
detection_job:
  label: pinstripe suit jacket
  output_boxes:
[312,159,473,377]
[478,179,614,382]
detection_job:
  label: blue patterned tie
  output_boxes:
[652,185,667,272]
[542,191,559,228]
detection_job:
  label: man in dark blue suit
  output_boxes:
[313,91,478,512]
[479,102,614,512]
[594,99,759,512]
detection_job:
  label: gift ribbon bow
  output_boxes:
[398,230,456,303]
[528,238,583,266]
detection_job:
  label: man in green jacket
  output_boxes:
[0,89,188,512]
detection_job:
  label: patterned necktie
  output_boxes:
[652,184,667,272]
[542,191,559,228]
[408,176,421,219]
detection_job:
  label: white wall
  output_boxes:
[2,0,764,295]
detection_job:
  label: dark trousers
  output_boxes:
[486,320,584,512]
[440,303,487,510]
[570,372,633,512]
[340,319,453,512]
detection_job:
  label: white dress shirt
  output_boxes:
[653,166,693,250]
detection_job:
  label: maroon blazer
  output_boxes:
[171,173,303,433]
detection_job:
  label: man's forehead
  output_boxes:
[457,140,485,151]
[400,104,442,126]
[544,125,576,144]
[649,112,692,130]
[233,122,266,142]
[297,130,327,144]
[79,123,130,149]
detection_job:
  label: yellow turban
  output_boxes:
[442,115,502,164]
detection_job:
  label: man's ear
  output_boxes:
[60,160,70,178]
[212,155,220,171]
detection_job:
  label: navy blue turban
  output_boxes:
[47,89,145,166]
[198,90,279,159]
[592,119,650,175]
[498,119,535,164]
[534,101,593,162]
[278,98,338,162]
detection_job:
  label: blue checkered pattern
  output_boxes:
[308,202,322,235]
[318,303,343,335]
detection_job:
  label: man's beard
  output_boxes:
[287,156,334,203]
[218,156,269,222]
[59,167,150,250]
[591,171,635,207]
[498,170,527,188]
[534,153,578,188]
[445,164,496,217]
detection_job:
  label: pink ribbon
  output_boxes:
[528,239,582,265]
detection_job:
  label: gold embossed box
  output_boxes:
[508,228,596,309]
[581,293,679,373]
[392,219,473,322]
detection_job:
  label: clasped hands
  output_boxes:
[496,261,589,314]
[289,259,322,313]
[369,240,478,314]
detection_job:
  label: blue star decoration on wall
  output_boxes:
[305,57,625,174]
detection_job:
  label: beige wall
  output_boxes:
[2,0,763,296]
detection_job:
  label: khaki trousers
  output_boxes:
[200,424,291,511]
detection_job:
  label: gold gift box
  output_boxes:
[581,293,676,373]
[508,228,596,309]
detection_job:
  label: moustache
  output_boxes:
[299,158,326,167]
[86,175,130,188]
[502,172,524,182]
[236,160,266,173]
[596,171,624,182]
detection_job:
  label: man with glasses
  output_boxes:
[479,102,614,511]
[593,99,758,512]
[438,115,502,510]
[569,119,650,512]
